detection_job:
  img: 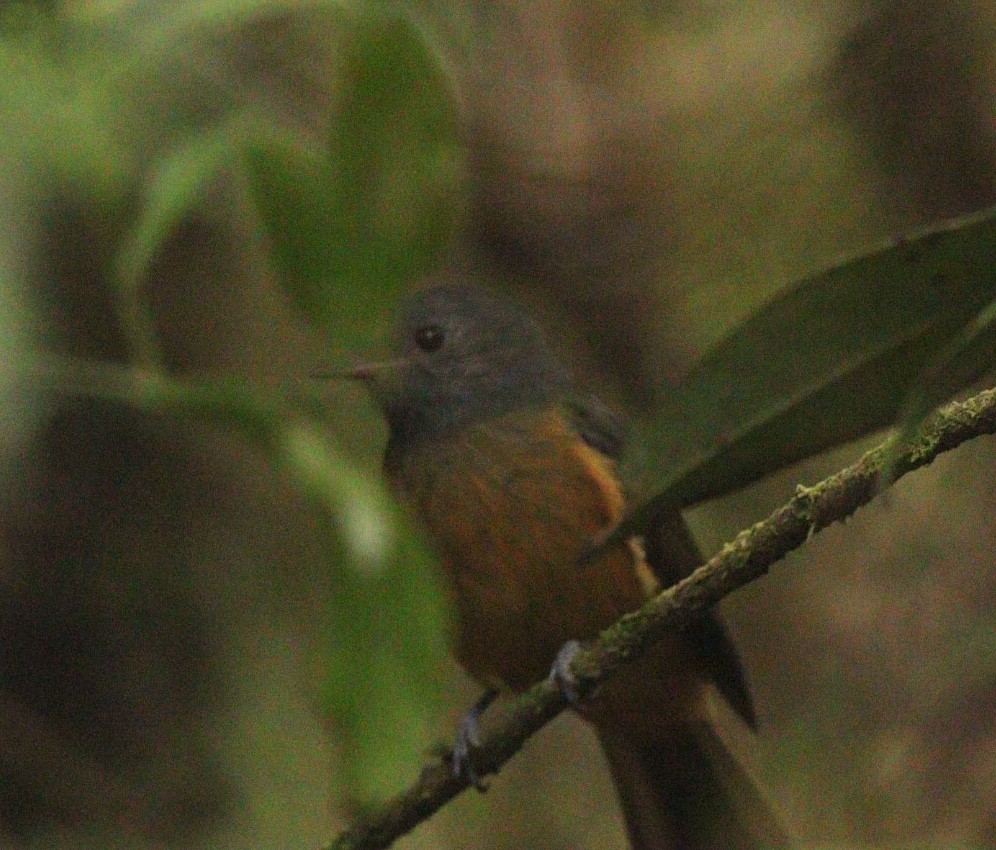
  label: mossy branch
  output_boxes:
[326,386,996,850]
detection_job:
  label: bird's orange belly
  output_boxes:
[391,409,675,693]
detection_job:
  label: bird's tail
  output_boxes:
[598,720,793,850]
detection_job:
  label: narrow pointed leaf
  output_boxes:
[619,207,996,538]
[116,121,238,292]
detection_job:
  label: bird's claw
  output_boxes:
[548,639,585,709]
[452,689,498,791]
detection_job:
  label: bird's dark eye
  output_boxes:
[414,324,445,352]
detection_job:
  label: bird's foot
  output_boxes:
[452,688,498,791]
[547,639,586,709]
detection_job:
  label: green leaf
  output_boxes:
[321,518,450,803]
[111,121,241,367]
[274,410,451,801]
[166,375,398,568]
[242,133,348,306]
[277,419,398,564]
[116,120,238,293]
[123,0,350,48]
[242,12,464,342]
[619,207,996,537]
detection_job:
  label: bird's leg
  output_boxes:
[547,639,586,708]
[452,688,498,790]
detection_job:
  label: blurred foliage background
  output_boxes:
[0,1,994,849]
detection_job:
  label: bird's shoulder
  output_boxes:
[560,393,627,461]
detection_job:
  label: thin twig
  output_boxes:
[326,386,996,850]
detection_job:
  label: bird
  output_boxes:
[334,283,792,850]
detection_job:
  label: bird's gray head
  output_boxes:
[353,285,570,448]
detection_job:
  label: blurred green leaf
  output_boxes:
[242,11,464,342]
[322,524,449,803]
[125,0,338,45]
[278,419,397,563]
[111,122,241,368]
[275,412,449,800]
[26,353,404,573]
[156,373,400,568]
[116,120,238,294]
[242,133,343,298]
[619,207,996,537]
[0,22,131,201]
